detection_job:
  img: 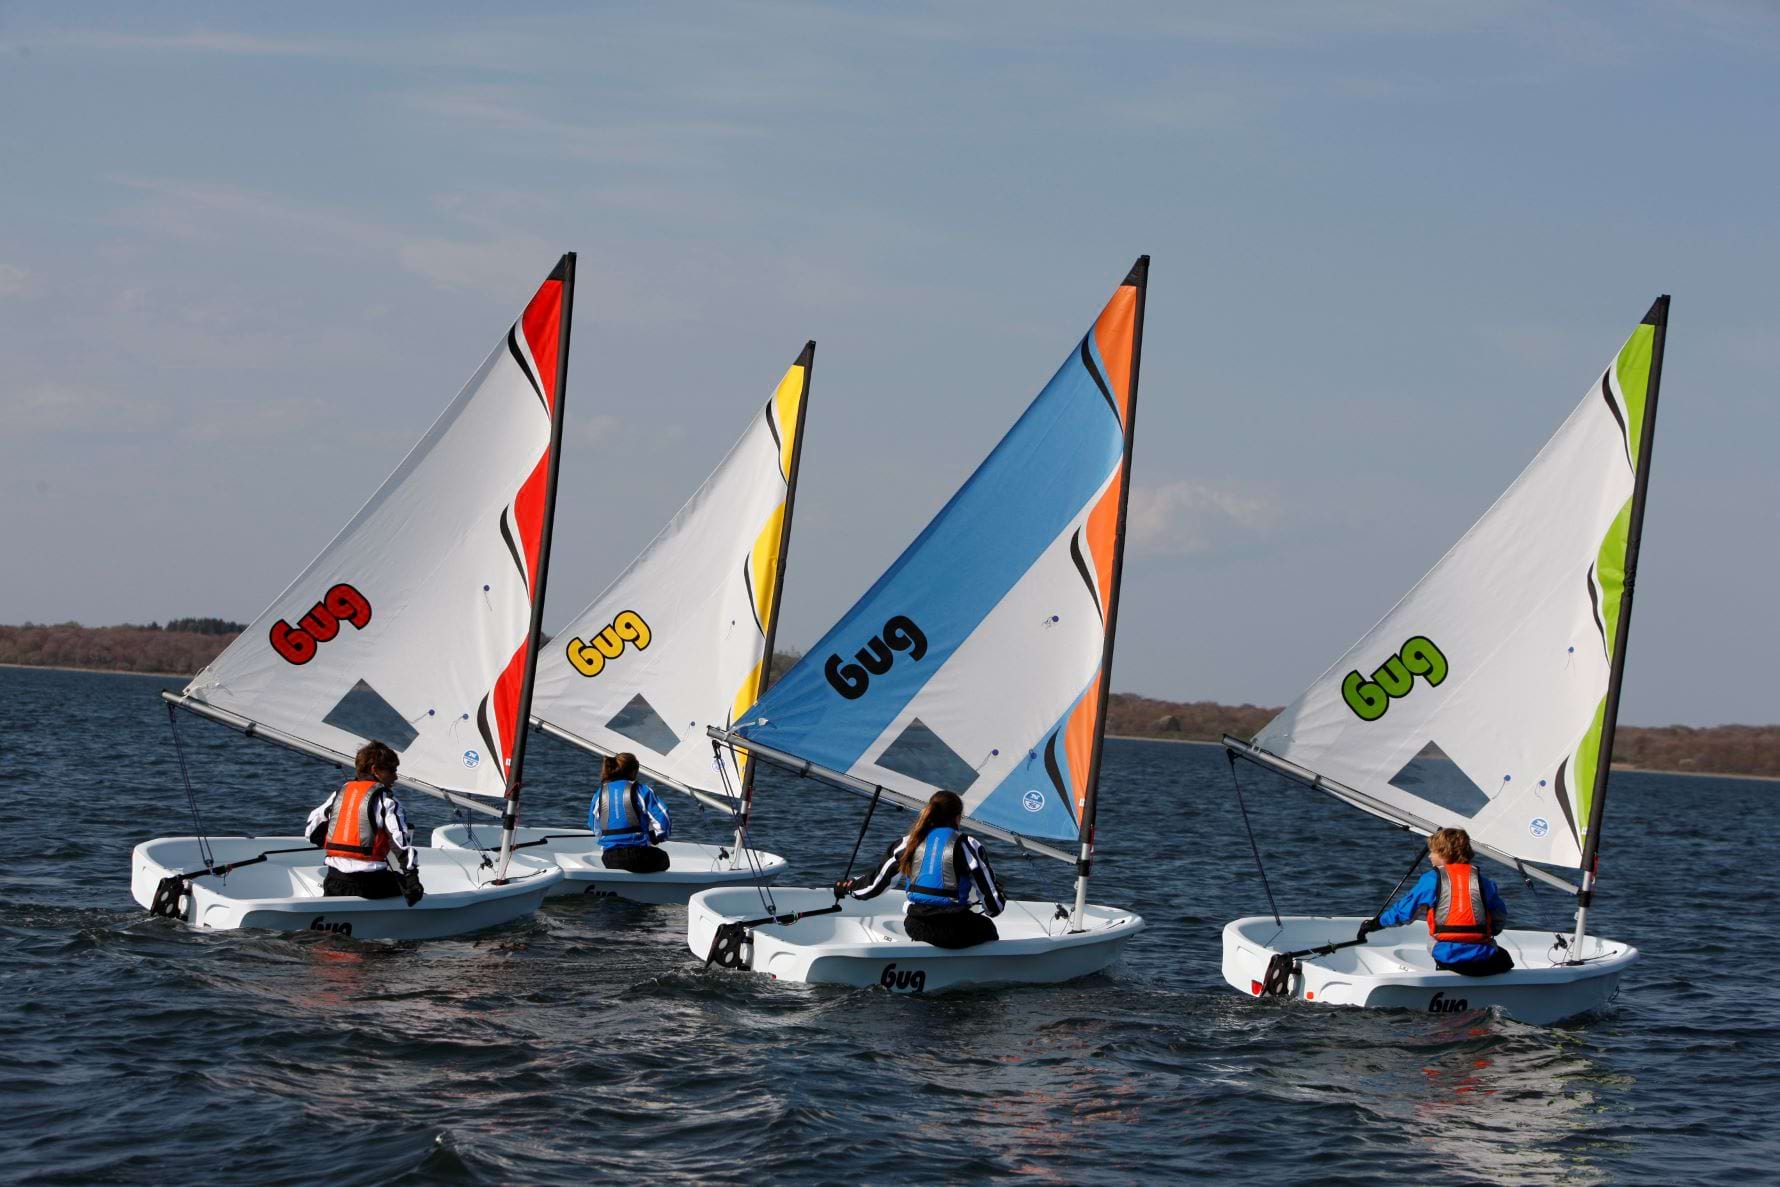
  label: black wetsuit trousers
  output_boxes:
[1435,946,1516,976]
[322,868,405,899]
[905,907,999,949]
[601,844,671,873]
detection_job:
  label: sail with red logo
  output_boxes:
[134,257,576,939]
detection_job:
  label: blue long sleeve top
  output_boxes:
[1378,867,1510,965]
[587,779,671,849]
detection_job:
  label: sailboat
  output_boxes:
[432,343,814,903]
[1221,297,1670,1024]
[689,258,1152,991]
[131,256,581,939]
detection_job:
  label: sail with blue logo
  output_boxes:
[729,259,1148,849]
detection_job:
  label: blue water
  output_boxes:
[1,666,1775,1184]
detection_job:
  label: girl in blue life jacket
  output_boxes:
[589,752,672,873]
[1359,826,1514,976]
[835,790,1006,949]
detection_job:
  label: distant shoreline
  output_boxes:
[1107,731,1780,784]
[0,662,190,680]
[3,651,1777,783]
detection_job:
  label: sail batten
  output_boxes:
[1246,303,1668,872]
[728,261,1149,851]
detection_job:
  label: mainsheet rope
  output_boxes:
[712,740,777,916]
[1225,750,1281,927]
[166,701,215,871]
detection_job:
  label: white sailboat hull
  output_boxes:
[688,886,1144,991]
[1222,915,1637,1025]
[429,825,788,904]
[131,836,562,940]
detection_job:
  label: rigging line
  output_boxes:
[837,784,884,892]
[1380,847,1426,914]
[166,701,215,871]
[714,739,775,916]
[1225,749,1281,927]
[1516,859,1541,910]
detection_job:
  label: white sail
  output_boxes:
[1249,306,1663,870]
[529,345,812,803]
[180,261,573,798]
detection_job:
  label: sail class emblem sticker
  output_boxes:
[463,749,481,769]
[1529,817,1549,838]
[1022,790,1045,813]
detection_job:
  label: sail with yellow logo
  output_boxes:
[526,342,813,815]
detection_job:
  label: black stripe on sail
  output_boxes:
[508,325,548,417]
[1043,731,1068,806]
[1079,336,1119,423]
[476,692,501,775]
[1069,528,1102,622]
[762,400,782,459]
[1600,372,1632,471]
[742,558,764,637]
[1585,561,1608,662]
[1553,757,1580,849]
[500,505,529,592]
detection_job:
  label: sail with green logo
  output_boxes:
[1227,299,1669,890]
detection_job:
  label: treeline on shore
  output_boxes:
[0,622,246,677]
[2,624,1775,778]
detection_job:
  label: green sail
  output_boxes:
[1570,323,1655,841]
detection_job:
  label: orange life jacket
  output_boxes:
[1427,862,1493,943]
[325,780,392,863]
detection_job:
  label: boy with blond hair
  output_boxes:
[1359,827,1512,976]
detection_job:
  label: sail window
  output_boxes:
[606,694,680,756]
[1387,741,1491,817]
[876,718,980,792]
[322,679,419,751]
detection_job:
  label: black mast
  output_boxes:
[734,341,815,850]
[1571,294,1669,951]
[496,252,576,881]
[1070,255,1149,930]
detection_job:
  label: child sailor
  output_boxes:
[590,752,673,872]
[836,790,1007,948]
[1360,827,1512,975]
[305,739,424,904]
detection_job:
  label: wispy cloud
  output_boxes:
[1127,479,1280,557]
[0,383,167,434]
[106,175,565,297]
[4,25,539,70]
[0,264,28,297]
[400,85,763,165]
[28,29,342,57]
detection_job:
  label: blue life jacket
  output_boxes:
[591,780,649,849]
[906,827,971,908]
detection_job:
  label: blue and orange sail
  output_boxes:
[732,258,1148,846]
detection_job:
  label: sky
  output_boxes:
[1,2,1775,727]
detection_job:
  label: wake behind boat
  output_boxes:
[694,257,1152,991]
[136,256,579,940]
[433,342,815,903]
[1220,297,1671,1023]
